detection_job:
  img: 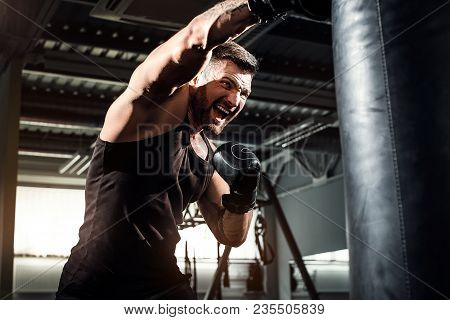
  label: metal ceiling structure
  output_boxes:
[8,0,340,185]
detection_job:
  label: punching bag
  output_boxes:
[332,0,450,299]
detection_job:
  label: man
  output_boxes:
[56,0,294,299]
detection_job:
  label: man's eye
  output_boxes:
[221,81,231,89]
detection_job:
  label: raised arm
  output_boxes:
[128,0,258,101]
[100,1,258,142]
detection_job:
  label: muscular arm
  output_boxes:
[101,1,258,142]
[130,0,257,101]
[198,172,253,248]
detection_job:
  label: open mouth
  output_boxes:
[211,104,231,123]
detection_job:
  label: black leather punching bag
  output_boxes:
[332,0,450,299]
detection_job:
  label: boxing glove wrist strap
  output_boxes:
[222,193,256,214]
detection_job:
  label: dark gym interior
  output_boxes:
[0,0,449,300]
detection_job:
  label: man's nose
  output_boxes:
[225,90,240,109]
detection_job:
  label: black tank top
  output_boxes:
[57,121,214,299]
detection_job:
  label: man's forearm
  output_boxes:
[190,0,258,51]
[220,209,253,247]
[197,194,252,247]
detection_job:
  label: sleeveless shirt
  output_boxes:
[56,120,214,299]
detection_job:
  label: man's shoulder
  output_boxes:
[100,86,190,142]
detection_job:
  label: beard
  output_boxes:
[190,89,235,136]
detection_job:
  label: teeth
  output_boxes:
[217,105,230,115]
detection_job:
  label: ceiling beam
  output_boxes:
[21,88,109,126]
[23,61,336,110]
[269,17,332,46]
[42,20,164,54]
[27,49,134,82]
[20,129,94,154]
[38,22,334,83]
[251,79,335,109]
[0,0,59,71]
[21,86,333,133]
[258,58,334,84]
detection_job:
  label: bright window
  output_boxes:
[14,186,258,259]
[14,186,85,257]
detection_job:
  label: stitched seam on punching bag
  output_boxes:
[375,0,411,299]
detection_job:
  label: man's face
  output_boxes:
[190,60,253,135]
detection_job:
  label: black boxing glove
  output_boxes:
[212,142,261,214]
[248,0,331,24]
[247,0,292,24]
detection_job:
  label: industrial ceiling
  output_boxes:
[2,0,340,187]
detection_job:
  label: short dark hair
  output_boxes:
[211,41,259,76]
